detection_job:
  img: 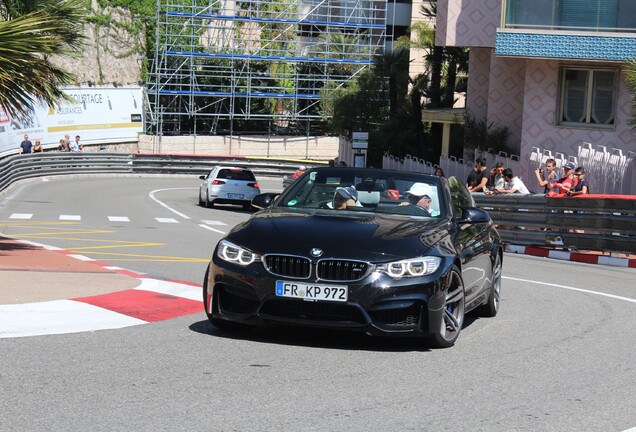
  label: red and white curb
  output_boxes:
[0,242,203,339]
[504,244,636,268]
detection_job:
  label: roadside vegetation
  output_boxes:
[0,0,86,116]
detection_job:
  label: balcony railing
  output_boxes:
[502,0,636,33]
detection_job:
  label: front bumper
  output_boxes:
[208,256,453,337]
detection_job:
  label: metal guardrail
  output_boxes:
[474,194,636,255]
[1,154,633,255]
[0,152,315,193]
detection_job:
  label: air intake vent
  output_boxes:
[317,260,369,281]
[264,255,311,278]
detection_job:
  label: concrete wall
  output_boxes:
[436,0,501,48]
[137,135,341,161]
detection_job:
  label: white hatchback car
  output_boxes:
[199,166,261,210]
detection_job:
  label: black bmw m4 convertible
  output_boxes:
[203,167,502,348]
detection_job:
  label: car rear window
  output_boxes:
[217,169,256,181]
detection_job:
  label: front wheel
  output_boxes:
[477,253,501,317]
[428,266,465,348]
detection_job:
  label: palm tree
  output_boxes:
[0,0,85,117]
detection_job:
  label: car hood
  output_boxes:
[225,208,453,262]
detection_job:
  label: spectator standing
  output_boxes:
[74,135,83,152]
[57,138,69,152]
[495,168,530,194]
[489,162,505,189]
[551,162,577,195]
[534,158,559,194]
[19,134,33,154]
[568,167,590,196]
[466,158,489,192]
[68,134,79,152]
[32,139,43,153]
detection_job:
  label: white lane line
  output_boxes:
[155,217,179,224]
[59,215,81,221]
[503,276,636,304]
[199,223,225,234]
[108,216,130,222]
[201,220,227,226]
[148,188,192,220]
[0,300,146,338]
[9,213,33,219]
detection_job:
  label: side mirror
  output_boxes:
[252,193,279,209]
[199,175,205,180]
[457,207,491,224]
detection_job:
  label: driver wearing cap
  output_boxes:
[400,183,434,216]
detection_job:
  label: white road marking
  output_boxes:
[59,215,81,221]
[108,216,130,222]
[0,300,146,338]
[9,213,33,219]
[148,188,192,220]
[135,278,203,302]
[503,276,636,304]
[199,223,225,234]
[201,220,227,226]
[155,217,179,224]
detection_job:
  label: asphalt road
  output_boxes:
[1,176,635,432]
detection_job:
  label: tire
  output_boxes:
[202,266,253,332]
[477,252,501,318]
[204,190,214,208]
[428,265,465,348]
[198,192,205,207]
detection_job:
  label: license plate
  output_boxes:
[275,280,348,302]
[227,193,244,199]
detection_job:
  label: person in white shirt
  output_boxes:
[495,168,530,195]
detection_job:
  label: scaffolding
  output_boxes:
[146,0,387,137]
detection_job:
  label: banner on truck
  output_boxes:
[0,86,143,155]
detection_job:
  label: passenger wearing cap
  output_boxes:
[400,182,435,215]
[332,186,358,209]
[551,161,577,195]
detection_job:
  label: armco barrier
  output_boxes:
[1,155,633,255]
[0,152,315,193]
[473,193,636,255]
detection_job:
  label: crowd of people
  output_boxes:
[462,157,590,197]
[18,133,83,154]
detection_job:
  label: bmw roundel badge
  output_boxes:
[310,248,323,257]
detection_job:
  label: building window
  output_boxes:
[558,67,617,127]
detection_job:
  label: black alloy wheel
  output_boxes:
[478,252,501,317]
[429,265,465,348]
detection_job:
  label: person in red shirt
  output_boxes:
[551,162,577,195]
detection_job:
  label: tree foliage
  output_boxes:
[627,59,636,128]
[0,0,86,117]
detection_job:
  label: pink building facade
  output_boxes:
[435,0,636,182]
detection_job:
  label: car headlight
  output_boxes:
[377,257,442,278]
[217,240,260,266]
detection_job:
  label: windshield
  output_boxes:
[277,168,445,218]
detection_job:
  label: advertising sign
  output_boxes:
[0,86,143,155]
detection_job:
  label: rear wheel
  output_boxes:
[202,266,253,332]
[198,191,205,207]
[477,253,501,317]
[428,266,465,348]
[204,190,214,208]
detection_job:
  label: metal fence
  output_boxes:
[473,193,636,255]
[0,152,308,193]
